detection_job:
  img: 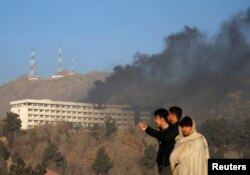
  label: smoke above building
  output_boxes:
[87,8,250,117]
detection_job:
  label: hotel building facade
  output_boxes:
[10,99,151,129]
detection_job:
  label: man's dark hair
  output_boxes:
[179,116,193,127]
[169,106,182,120]
[154,108,169,121]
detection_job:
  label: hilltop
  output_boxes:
[0,71,109,118]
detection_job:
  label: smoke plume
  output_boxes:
[87,8,250,117]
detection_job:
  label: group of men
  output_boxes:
[138,107,209,175]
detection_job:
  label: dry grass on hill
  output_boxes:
[0,71,109,119]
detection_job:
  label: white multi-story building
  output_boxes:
[10,99,151,130]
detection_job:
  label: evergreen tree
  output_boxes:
[242,118,250,148]
[34,163,47,175]
[41,143,58,167]
[88,123,103,140]
[92,147,113,175]
[0,141,10,160]
[10,152,47,175]
[3,112,22,136]
[41,143,67,173]
[200,118,229,147]
[104,116,117,138]
[2,112,22,147]
[9,156,27,175]
[0,156,8,175]
[243,148,250,158]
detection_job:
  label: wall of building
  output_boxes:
[10,99,151,130]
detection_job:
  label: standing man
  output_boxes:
[170,116,209,175]
[138,107,182,175]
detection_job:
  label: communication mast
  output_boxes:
[57,45,63,74]
[52,44,64,79]
[29,48,38,80]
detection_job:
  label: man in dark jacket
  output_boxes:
[138,107,182,175]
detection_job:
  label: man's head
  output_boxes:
[168,106,182,124]
[179,116,193,137]
[153,108,169,128]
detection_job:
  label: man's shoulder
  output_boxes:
[168,122,179,128]
[194,133,209,147]
[166,123,179,131]
[163,123,179,137]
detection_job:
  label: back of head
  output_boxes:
[154,108,169,122]
[169,106,182,121]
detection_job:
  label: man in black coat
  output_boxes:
[138,107,182,175]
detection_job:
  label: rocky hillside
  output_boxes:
[0,71,109,118]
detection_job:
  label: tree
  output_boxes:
[2,112,22,147]
[33,164,48,175]
[140,144,157,170]
[92,147,113,175]
[0,141,10,160]
[88,123,103,140]
[243,148,250,158]
[41,143,58,166]
[241,118,250,148]
[0,156,8,175]
[9,154,47,175]
[3,112,22,136]
[41,143,67,174]
[104,116,117,138]
[9,155,28,175]
[200,118,229,148]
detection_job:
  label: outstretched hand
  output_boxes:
[137,122,148,131]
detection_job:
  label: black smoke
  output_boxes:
[87,8,250,117]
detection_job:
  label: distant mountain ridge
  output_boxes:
[0,71,109,118]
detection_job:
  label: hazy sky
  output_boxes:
[0,0,250,84]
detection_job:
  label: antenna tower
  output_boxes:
[29,48,37,79]
[57,45,63,73]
